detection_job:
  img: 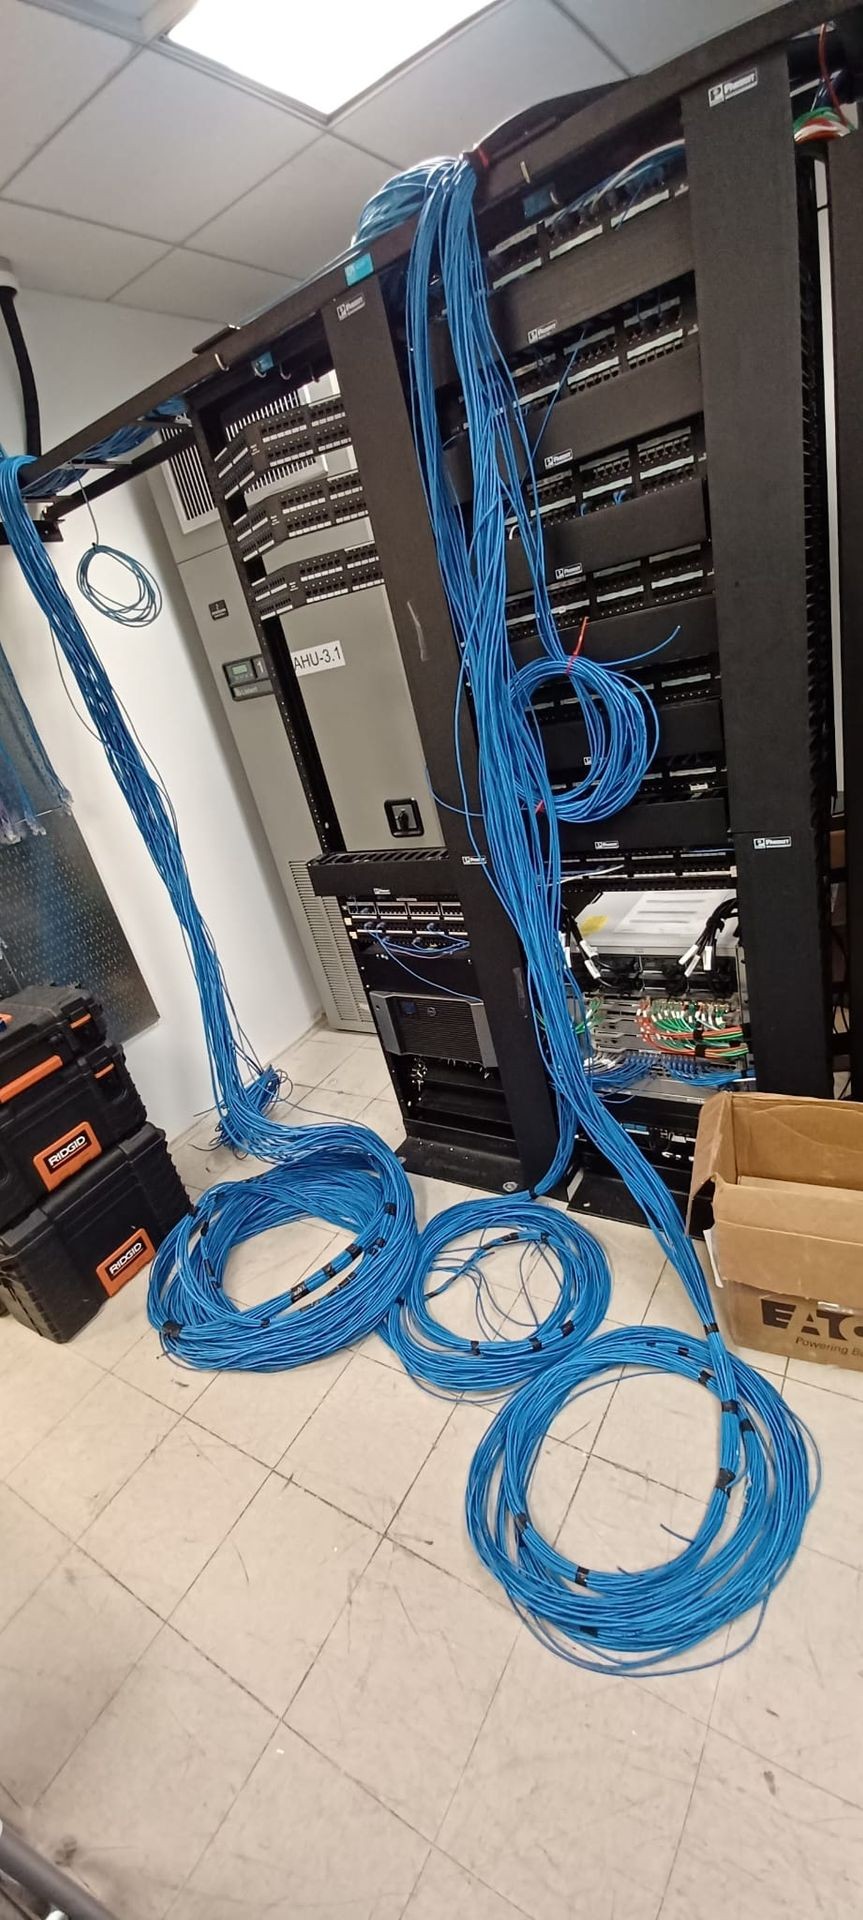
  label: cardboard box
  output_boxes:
[688,1092,863,1372]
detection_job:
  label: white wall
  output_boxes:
[0,288,320,1139]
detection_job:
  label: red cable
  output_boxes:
[565,616,589,674]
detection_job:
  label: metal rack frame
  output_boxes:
[11,0,862,1198]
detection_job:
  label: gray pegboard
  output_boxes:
[0,809,157,1042]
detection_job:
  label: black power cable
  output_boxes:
[0,286,41,458]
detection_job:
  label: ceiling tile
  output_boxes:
[188,135,394,279]
[335,0,624,168]
[0,197,166,297]
[559,0,788,74]
[0,0,133,188]
[113,246,297,324]
[7,47,317,242]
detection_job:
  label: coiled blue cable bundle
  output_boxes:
[384,1195,610,1393]
[466,1326,817,1674]
[371,151,817,1663]
[77,543,162,627]
[149,1131,417,1369]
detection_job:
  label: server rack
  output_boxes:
[19,0,863,1210]
[829,129,863,1098]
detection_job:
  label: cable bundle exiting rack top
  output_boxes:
[371,149,816,1664]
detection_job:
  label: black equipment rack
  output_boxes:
[19,0,863,1210]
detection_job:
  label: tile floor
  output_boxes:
[1,1021,862,1919]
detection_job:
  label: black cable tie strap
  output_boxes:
[323,1263,336,1279]
[529,1335,543,1352]
[384,1202,397,1216]
[260,1316,270,1329]
[677,1344,690,1357]
[720,1398,738,1414]
[163,1320,182,1341]
[540,1231,550,1245]
[290,1282,308,1303]
[514,1511,528,1535]
[715,1467,735,1496]
[503,1231,520,1243]
[703,1320,719,1334]
[574,1566,590,1587]
[562,1318,574,1336]
[470,1339,481,1356]
[646,1337,657,1348]
[528,1188,538,1200]
[740,1417,755,1435]
[698,1368,712,1386]
[396,1295,405,1307]
[348,1241,363,1260]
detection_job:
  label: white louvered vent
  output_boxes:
[289,861,373,1029]
[160,390,309,533]
[160,426,218,533]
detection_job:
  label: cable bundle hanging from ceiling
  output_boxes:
[374,149,816,1666]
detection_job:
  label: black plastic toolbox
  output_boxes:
[0,1043,147,1229]
[0,985,108,1110]
[0,1123,190,1342]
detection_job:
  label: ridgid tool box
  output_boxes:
[0,1041,146,1228]
[0,985,188,1341]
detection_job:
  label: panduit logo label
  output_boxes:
[753,835,792,850]
[336,294,365,321]
[527,321,557,344]
[594,838,619,850]
[544,448,572,469]
[554,563,584,581]
[46,1130,89,1172]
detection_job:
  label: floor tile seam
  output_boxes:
[684,1715,863,1817]
[0,1366,114,1494]
[7,1387,183,1545]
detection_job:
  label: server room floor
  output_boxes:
[0,1021,860,1920]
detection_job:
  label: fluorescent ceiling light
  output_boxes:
[168,0,494,116]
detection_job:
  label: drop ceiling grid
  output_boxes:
[0,0,786,320]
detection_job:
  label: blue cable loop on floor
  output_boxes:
[149,1136,418,1369]
[466,1326,819,1675]
[366,152,818,1664]
[383,1195,610,1394]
